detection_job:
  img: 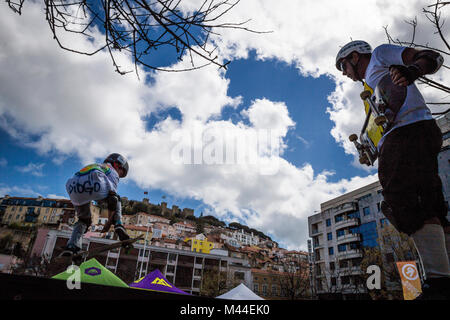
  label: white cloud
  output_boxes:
[0,184,42,198]
[46,194,69,200]
[1,1,445,250]
[15,162,45,177]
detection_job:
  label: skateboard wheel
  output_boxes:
[374,115,387,126]
[360,90,371,100]
[349,134,358,142]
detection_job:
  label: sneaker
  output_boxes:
[114,224,130,242]
[57,245,82,264]
[60,245,81,257]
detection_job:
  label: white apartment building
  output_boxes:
[230,229,260,247]
[308,181,400,300]
[436,111,450,221]
[173,221,196,234]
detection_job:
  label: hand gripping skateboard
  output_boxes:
[55,234,144,265]
[349,74,407,166]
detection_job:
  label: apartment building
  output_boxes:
[308,181,391,300]
[124,212,171,226]
[173,221,196,234]
[220,228,261,247]
[41,229,253,295]
[436,111,450,221]
[0,196,75,227]
[252,268,310,300]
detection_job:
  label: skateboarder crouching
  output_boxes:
[61,153,131,257]
[336,40,450,299]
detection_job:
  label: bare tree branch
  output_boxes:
[5,0,272,75]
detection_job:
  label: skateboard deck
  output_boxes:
[55,234,144,265]
[349,74,406,166]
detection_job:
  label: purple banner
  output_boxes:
[129,269,189,295]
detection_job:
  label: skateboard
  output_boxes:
[55,234,144,265]
[349,74,407,166]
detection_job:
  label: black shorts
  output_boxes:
[378,119,448,235]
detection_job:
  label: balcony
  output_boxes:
[338,266,363,276]
[310,227,323,236]
[336,233,361,245]
[313,242,324,249]
[335,218,360,229]
[333,201,358,215]
[337,249,362,260]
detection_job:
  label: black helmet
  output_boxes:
[104,153,129,178]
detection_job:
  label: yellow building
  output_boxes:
[184,234,214,254]
[124,225,153,244]
[0,196,74,227]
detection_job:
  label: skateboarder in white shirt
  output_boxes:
[336,40,449,299]
[61,153,130,257]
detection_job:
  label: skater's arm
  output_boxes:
[390,48,443,86]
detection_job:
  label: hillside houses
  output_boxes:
[1,195,310,298]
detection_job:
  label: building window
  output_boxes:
[328,247,334,256]
[327,232,332,241]
[254,284,259,293]
[363,207,371,216]
[341,276,350,285]
[271,285,278,296]
[336,229,345,238]
[335,215,343,223]
[359,221,378,247]
[166,265,175,273]
[338,244,347,252]
[348,211,360,219]
[358,194,372,202]
[330,262,335,271]
[331,277,337,286]
[380,218,389,228]
[326,219,331,227]
[262,285,267,296]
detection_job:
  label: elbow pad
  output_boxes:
[107,191,121,212]
[413,50,444,74]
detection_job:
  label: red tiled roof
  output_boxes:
[124,225,151,232]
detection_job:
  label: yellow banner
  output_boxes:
[396,261,422,300]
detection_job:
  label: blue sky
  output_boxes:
[0,1,447,250]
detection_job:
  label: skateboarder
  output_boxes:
[61,153,131,258]
[335,40,449,299]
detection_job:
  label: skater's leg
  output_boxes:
[112,199,130,242]
[101,192,130,242]
[65,203,92,251]
[445,225,450,265]
[67,221,88,250]
[411,220,450,279]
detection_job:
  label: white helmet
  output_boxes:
[336,40,372,71]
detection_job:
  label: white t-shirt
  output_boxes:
[364,44,432,149]
[66,163,120,206]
